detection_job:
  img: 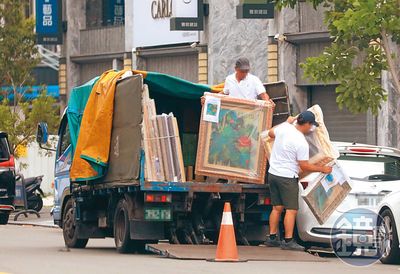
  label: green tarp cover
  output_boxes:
[67,76,99,156]
[143,71,211,100]
[66,71,211,177]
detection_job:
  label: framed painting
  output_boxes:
[302,161,352,225]
[195,93,274,184]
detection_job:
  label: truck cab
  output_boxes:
[52,114,73,227]
[0,132,16,224]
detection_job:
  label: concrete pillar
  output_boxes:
[64,0,86,97]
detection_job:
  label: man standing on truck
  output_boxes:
[265,111,332,251]
[201,57,273,104]
[223,57,273,103]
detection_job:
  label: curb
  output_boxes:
[7,221,59,229]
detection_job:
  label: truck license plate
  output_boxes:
[144,207,171,221]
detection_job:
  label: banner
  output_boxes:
[36,0,63,44]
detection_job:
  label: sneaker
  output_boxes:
[265,237,280,247]
[280,239,305,251]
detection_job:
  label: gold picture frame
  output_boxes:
[195,93,274,184]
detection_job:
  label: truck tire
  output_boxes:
[0,212,9,225]
[63,199,88,248]
[114,198,144,253]
[378,209,400,264]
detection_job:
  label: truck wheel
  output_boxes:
[378,209,400,264]
[114,199,143,253]
[0,212,9,225]
[63,199,88,248]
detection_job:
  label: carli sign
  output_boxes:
[132,0,199,48]
[36,0,63,44]
[151,0,173,19]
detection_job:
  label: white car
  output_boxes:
[376,191,400,264]
[296,142,400,250]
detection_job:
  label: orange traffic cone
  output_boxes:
[210,202,246,262]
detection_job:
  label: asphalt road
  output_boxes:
[0,225,399,274]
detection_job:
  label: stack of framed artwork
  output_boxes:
[142,85,185,182]
[156,114,186,182]
[195,93,274,184]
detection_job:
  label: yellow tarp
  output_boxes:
[70,70,128,181]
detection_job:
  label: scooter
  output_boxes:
[24,175,44,212]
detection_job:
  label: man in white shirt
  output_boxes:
[223,57,272,102]
[265,111,332,251]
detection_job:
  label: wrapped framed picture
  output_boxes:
[195,93,274,184]
[302,161,352,225]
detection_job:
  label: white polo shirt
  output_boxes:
[223,73,266,100]
[269,122,310,178]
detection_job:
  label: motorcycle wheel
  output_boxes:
[28,194,43,212]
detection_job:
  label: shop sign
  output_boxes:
[132,0,199,48]
[236,3,275,19]
[36,0,63,44]
[170,0,204,31]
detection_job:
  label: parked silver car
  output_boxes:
[296,142,400,250]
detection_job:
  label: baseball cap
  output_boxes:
[235,57,250,71]
[297,111,319,127]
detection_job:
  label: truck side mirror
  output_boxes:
[36,122,49,145]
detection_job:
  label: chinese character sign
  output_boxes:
[36,0,62,44]
[103,0,125,26]
[36,0,58,33]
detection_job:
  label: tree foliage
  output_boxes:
[0,0,59,156]
[271,0,400,115]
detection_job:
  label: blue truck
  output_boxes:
[37,72,289,253]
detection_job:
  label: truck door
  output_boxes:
[53,115,72,225]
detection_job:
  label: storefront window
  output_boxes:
[86,0,125,28]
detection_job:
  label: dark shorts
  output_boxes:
[268,173,299,210]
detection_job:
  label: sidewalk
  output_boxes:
[8,197,58,228]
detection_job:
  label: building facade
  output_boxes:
[61,0,399,147]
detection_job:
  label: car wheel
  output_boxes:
[114,199,144,253]
[63,199,88,248]
[377,209,400,264]
[0,212,9,225]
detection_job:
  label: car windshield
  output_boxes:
[338,154,400,181]
[0,137,10,162]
